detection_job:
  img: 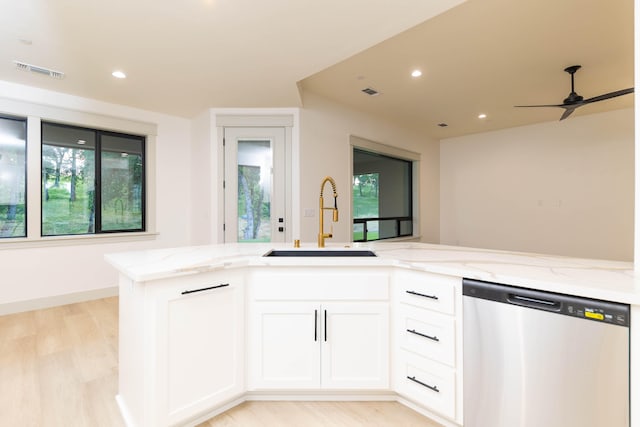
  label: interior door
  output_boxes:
[224,127,287,243]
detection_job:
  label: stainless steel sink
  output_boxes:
[263,249,376,257]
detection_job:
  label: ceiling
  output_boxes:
[300,0,635,138]
[1,0,634,139]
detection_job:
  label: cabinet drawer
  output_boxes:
[249,270,389,301]
[398,304,455,367]
[154,270,244,295]
[396,351,456,420]
[396,270,457,315]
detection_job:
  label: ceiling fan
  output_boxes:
[515,65,634,121]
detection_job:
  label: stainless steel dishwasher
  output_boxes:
[463,278,629,427]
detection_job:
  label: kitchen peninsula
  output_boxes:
[106,242,640,427]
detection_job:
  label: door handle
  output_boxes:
[407,376,440,393]
[181,283,229,295]
[407,328,439,342]
[314,309,318,341]
[324,309,327,342]
[406,290,439,300]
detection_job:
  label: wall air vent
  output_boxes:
[13,60,65,79]
[361,87,379,96]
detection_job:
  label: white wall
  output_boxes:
[190,109,214,245]
[0,81,192,310]
[440,108,634,261]
[298,91,440,244]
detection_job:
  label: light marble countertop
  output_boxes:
[105,242,640,304]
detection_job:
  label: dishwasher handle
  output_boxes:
[507,293,562,312]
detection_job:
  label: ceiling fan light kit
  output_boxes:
[515,65,634,121]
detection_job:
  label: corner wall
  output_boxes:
[298,91,440,244]
[440,108,634,261]
[0,81,192,311]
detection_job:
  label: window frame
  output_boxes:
[0,98,157,249]
[350,136,420,243]
[0,114,28,239]
[40,122,146,237]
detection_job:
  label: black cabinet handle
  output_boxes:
[314,310,318,341]
[181,283,229,295]
[407,376,440,393]
[407,329,439,342]
[406,290,439,300]
[324,309,327,342]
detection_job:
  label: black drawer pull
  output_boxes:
[407,376,440,393]
[407,329,439,342]
[314,310,318,342]
[181,283,230,295]
[324,309,327,342]
[406,290,439,300]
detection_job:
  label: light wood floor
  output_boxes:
[0,297,442,427]
[200,401,442,426]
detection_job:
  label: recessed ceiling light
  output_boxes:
[478,113,487,119]
[112,70,126,79]
[411,70,422,78]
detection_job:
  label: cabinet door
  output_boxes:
[248,302,321,389]
[157,272,244,426]
[321,302,389,389]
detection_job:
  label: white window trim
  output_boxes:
[0,98,157,249]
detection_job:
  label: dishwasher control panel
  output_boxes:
[463,278,630,327]
[567,304,628,326]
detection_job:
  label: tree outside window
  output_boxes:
[41,123,144,236]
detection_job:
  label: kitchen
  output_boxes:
[0,0,638,425]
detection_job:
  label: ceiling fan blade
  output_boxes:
[559,106,578,121]
[515,66,632,121]
[514,103,565,108]
[583,87,634,104]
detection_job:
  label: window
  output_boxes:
[0,116,27,238]
[353,148,413,242]
[41,122,145,236]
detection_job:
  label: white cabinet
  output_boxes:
[249,302,321,388]
[393,269,463,424]
[247,267,390,391]
[321,302,389,389]
[117,269,245,427]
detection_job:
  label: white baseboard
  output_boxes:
[397,395,460,427]
[245,390,396,401]
[0,286,118,316]
[183,396,247,427]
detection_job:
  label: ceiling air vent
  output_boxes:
[361,87,379,96]
[13,60,65,79]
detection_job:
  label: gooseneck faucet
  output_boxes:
[318,176,339,248]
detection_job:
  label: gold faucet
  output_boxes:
[318,176,339,248]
